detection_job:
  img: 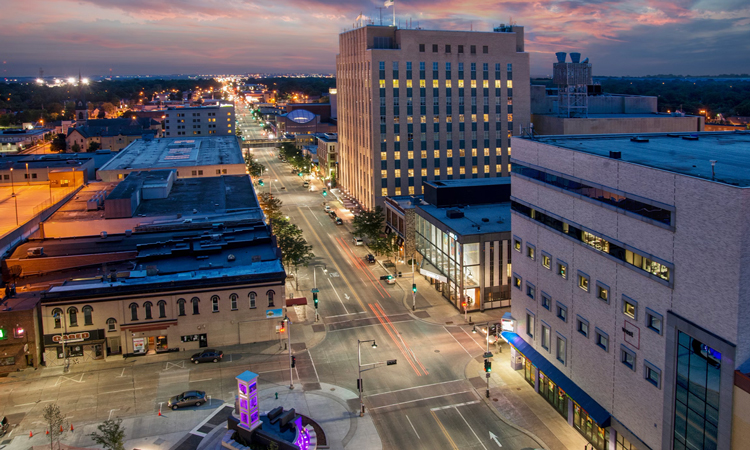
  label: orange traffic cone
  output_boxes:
[29,430,33,438]
[158,410,162,416]
[70,423,74,432]
[60,425,63,433]
[46,430,49,435]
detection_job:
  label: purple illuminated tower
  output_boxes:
[236,370,261,432]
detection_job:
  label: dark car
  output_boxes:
[329,211,337,219]
[335,217,343,225]
[168,390,207,410]
[365,254,376,264]
[0,416,8,437]
[190,349,224,364]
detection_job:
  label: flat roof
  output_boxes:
[533,113,700,119]
[525,131,750,187]
[385,195,425,210]
[417,203,511,237]
[425,177,511,189]
[99,136,244,172]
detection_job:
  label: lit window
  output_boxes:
[513,237,522,252]
[541,253,551,269]
[471,80,477,88]
[393,80,399,88]
[495,80,501,88]
[623,296,637,320]
[513,274,522,289]
[379,80,386,88]
[526,244,535,260]
[483,80,489,88]
[382,188,388,196]
[458,80,464,88]
[434,168,440,176]
[578,272,589,292]
[507,80,513,88]
[596,282,609,303]
[557,261,567,279]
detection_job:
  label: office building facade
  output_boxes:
[163,104,235,137]
[506,132,750,450]
[336,25,529,210]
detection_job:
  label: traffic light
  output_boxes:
[279,321,286,333]
[462,301,467,310]
[291,355,296,368]
[412,283,417,293]
[322,189,327,197]
[0,327,5,340]
[313,292,319,308]
[298,172,303,177]
[258,179,264,186]
[484,359,492,373]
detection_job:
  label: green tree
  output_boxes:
[245,153,266,178]
[42,403,66,450]
[87,141,101,152]
[50,133,67,152]
[71,142,81,153]
[275,218,315,290]
[88,418,126,450]
[353,206,385,241]
[258,192,283,223]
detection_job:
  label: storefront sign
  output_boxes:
[44,329,105,346]
[266,308,283,319]
[132,338,146,353]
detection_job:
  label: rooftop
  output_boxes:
[526,131,750,187]
[425,177,511,189]
[417,202,511,237]
[99,136,244,172]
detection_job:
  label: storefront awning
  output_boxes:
[419,260,447,283]
[122,320,178,333]
[502,331,611,427]
[285,297,308,307]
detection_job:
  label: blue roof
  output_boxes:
[502,331,611,426]
[236,370,259,383]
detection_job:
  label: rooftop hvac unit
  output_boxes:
[446,210,464,219]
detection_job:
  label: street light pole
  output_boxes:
[10,168,18,226]
[357,339,377,417]
[473,321,494,398]
[285,315,293,390]
[411,255,416,311]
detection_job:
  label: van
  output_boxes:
[354,237,363,246]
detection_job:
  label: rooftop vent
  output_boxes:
[682,135,699,141]
[570,52,581,63]
[227,254,236,262]
[555,52,567,63]
[482,218,490,222]
[630,137,649,143]
[609,151,622,159]
[446,210,464,219]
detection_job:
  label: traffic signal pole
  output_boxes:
[411,257,416,311]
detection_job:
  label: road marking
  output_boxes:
[327,319,413,332]
[375,303,428,375]
[430,400,480,411]
[307,350,320,383]
[367,379,466,397]
[100,387,145,394]
[369,390,474,410]
[431,410,459,450]
[456,406,489,450]
[14,399,54,407]
[164,361,186,371]
[405,415,420,439]
[190,403,227,436]
[117,368,126,378]
[55,374,85,386]
[444,326,475,357]
[369,303,421,376]
[325,311,367,319]
[461,326,488,351]
[328,280,349,314]
[489,431,503,447]
[190,378,213,383]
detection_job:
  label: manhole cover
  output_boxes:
[434,350,440,353]
[445,321,454,325]
[493,398,498,402]
[517,388,521,390]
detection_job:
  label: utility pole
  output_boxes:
[411,256,416,311]
[285,316,293,390]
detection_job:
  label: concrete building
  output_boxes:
[0,293,43,373]
[316,133,338,184]
[506,131,750,450]
[97,136,246,182]
[0,128,50,153]
[163,103,236,137]
[336,24,530,210]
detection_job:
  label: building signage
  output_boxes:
[44,329,105,346]
[266,308,284,319]
[622,320,640,349]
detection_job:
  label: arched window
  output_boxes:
[211,295,220,313]
[267,290,275,307]
[249,292,256,309]
[158,300,167,318]
[129,303,139,321]
[191,297,200,315]
[82,305,93,326]
[52,308,63,329]
[230,293,238,311]
[106,318,117,332]
[144,301,153,320]
[177,298,186,316]
[68,307,78,327]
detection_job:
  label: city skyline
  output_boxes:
[2,0,749,78]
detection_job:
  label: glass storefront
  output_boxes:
[539,371,568,420]
[524,357,535,387]
[673,331,721,450]
[573,403,609,450]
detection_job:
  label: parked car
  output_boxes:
[190,349,224,364]
[380,274,396,285]
[168,390,207,410]
[335,217,343,225]
[329,211,337,219]
[353,237,363,246]
[365,254,376,264]
[303,181,309,188]
[324,205,332,212]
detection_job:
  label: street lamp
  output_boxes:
[473,321,496,398]
[312,264,327,322]
[357,339,377,417]
[53,310,70,374]
[283,315,294,390]
[10,168,18,225]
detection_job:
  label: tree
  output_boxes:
[275,218,315,290]
[353,206,385,241]
[100,102,118,118]
[71,142,81,153]
[88,418,126,450]
[87,141,101,152]
[50,133,67,152]
[42,403,66,450]
[245,153,266,178]
[258,192,283,223]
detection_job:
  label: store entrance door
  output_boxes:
[199,334,208,348]
[147,337,156,354]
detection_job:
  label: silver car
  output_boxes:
[168,390,207,410]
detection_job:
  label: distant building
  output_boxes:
[162,103,236,137]
[530,53,704,135]
[97,136,246,182]
[316,133,338,184]
[508,131,750,450]
[337,24,530,210]
[0,128,50,153]
[275,107,337,135]
[67,117,160,152]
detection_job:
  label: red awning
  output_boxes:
[121,320,178,333]
[286,297,308,307]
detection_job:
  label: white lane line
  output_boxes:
[14,399,54,407]
[406,415,420,439]
[117,368,126,378]
[327,277,350,315]
[326,320,412,333]
[367,379,466,398]
[460,327,487,351]
[369,390,474,410]
[190,430,208,437]
[100,387,145,394]
[325,311,367,319]
[456,406,489,450]
[190,378,213,383]
[430,400,480,411]
[307,350,320,383]
[444,326,475,357]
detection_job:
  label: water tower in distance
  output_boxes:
[553,52,592,118]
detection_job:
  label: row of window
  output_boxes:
[511,201,672,284]
[526,311,662,389]
[419,43,493,54]
[379,79,513,89]
[2,174,38,180]
[381,148,510,160]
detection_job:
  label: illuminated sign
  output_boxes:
[52,332,90,343]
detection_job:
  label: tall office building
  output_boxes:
[505,131,750,450]
[336,25,529,210]
[163,103,235,137]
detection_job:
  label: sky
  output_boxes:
[1,0,749,78]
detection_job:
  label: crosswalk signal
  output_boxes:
[484,359,492,373]
[412,283,417,293]
[313,292,319,308]
[322,189,327,197]
[291,355,296,368]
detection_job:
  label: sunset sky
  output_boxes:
[2,0,749,78]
